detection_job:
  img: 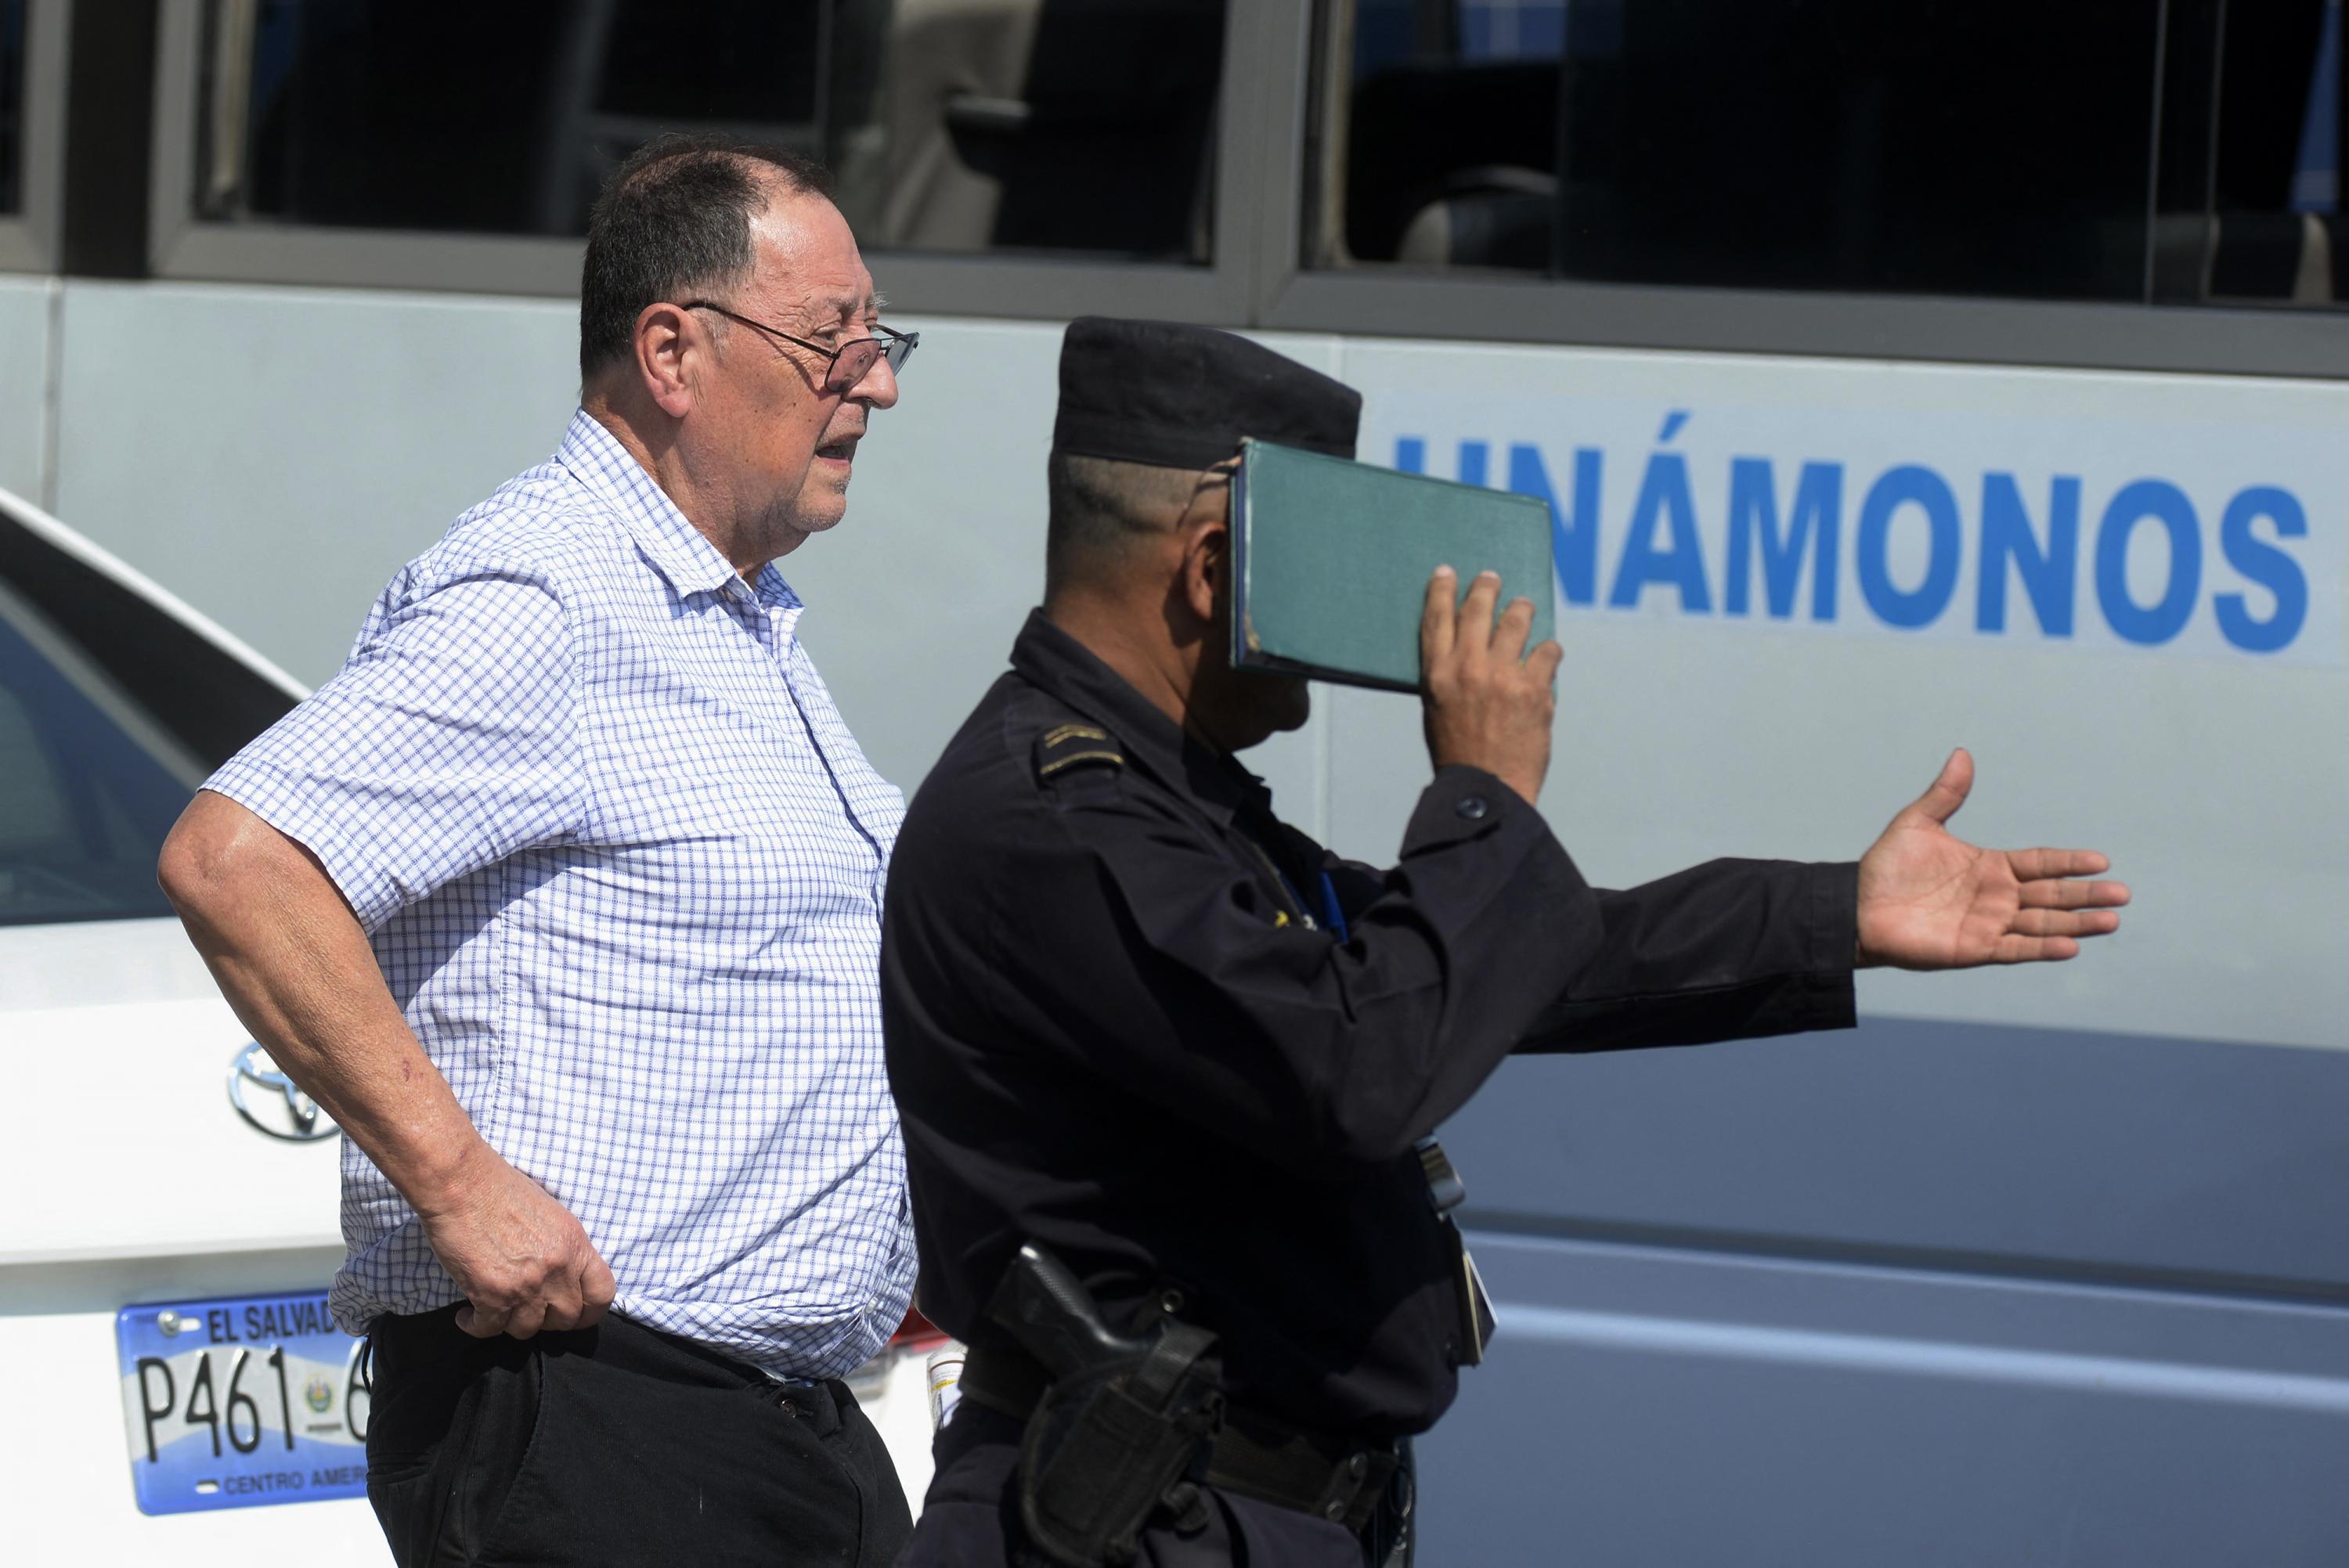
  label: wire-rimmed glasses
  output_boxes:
[682,301,918,393]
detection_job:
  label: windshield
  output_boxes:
[0,578,200,925]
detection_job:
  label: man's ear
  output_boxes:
[1180,520,1227,625]
[634,302,699,420]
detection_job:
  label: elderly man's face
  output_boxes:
[697,189,897,557]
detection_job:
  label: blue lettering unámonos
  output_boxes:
[1857,465,1963,630]
[1726,458,1840,620]
[1609,413,1712,611]
[2214,486,2308,654]
[1506,443,1601,605]
[1388,428,2314,655]
[2095,479,2201,646]
[1977,474,2079,637]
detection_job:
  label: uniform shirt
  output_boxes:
[882,611,1856,1435]
[207,410,916,1377]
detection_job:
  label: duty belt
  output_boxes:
[961,1337,1402,1534]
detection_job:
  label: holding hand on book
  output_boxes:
[1420,566,1565,808]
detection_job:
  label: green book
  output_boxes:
[1230,438,1557,693]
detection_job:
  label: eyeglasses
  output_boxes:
[682,301,918,394]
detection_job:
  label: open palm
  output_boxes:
[1856,749,2130,969]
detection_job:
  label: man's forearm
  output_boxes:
[160,791,489,1215]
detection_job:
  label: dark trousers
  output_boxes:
[363,1305,911,1568]
[899,1404,1403,1568]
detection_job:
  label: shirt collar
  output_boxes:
[1008,609,1272,827]
[748,562,804,614]
[557,409,755,603]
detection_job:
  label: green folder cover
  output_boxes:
[1230,438,1556,693]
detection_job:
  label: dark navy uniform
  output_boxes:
[883,610,1857,1562]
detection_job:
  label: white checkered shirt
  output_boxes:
[206,410,917,1376]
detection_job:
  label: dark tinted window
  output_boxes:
[1553,2,2160,300]
[1328,1,2163,298]
[202,0,1225,262]
[0,582,198,927]
[0,0,24,215]
[2194,0,2349,305]
[1321,0,2349,311]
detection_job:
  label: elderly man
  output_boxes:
[881,319,2129,1566]
[158,137,918,1566]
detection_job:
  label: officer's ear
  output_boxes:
[1177,518,1226,627]
[1174,463,1236,626]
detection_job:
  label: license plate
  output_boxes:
[115,1290,371,1516]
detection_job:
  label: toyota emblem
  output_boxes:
[228,1042,338,1142]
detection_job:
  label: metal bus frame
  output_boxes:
[107,0,2349,380]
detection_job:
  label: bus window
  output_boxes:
[1329,0,1569,274]
[0,0,23,216]
[197,0,1225,264]
[1321,0,2165,300]
[835,0,1224,261]
[1318,1,2349,312]
[2205,0,2349,305]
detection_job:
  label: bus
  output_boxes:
[2,2,2344,1562]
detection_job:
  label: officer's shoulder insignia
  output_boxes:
[1034,720,1125,782]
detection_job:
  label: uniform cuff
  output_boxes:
[1810,860,1860,977]
[1794,860,1861,1033]
[1401,766,1529,853]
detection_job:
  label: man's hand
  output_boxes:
[413,1147,617,1339]
[1420,567,1564,807]
[161,791,617,1343]
[1856,748,2130,969]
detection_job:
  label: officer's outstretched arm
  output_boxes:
[1511,750,2128,1054]
[1514,857,1857,1055]
[1014,768,1596,1172]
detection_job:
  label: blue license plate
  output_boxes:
[115,1290,371,1516]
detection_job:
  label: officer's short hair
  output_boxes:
[579,134,834,382]
[1044,451,1213,600]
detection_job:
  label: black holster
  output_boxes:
[983,1243,1225,1567]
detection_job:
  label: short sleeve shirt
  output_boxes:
[206,410,916,1376]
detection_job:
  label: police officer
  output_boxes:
[882,319,2127,1567]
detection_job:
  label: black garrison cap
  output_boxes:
[1051,317,1362,470]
